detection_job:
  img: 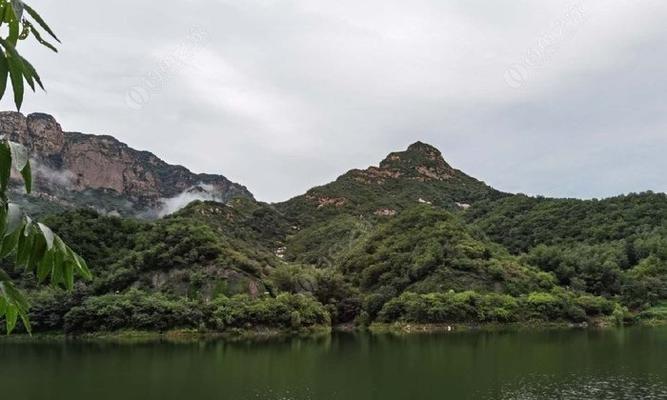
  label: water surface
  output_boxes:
[2,328,666,400]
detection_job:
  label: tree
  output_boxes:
[0,0,60,111]
[0,1,89,334]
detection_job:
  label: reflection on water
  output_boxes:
[488,373,667,400]
[1,327,666,400]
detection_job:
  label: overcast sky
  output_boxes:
[3,0,666,202]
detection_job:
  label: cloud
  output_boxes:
[4,0,667,201]
[30,159,75,189]
[154,184,228,217]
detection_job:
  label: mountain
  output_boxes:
[3,117,667,335]
[276,141,506,226]
[0,112,253,216]
[273,141,509,265]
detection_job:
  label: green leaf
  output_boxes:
[9,0,23,20]
[5,302,17,334]
[38,222,54,249]
[4,5,19,46]
[16,225,34,268]
[0,227,21,258]
[0,3,6,29]
[1,280,30,334]
[8,140,28,172]
[36,249,53,282]
[0,141,11,193]
[0,206,5,239]
[4,282,28,312]
[20,312,31,335]
[23,3,60,43]
[21,62,34,91]
[0,296,7,317]
[20,159,31,193]
[0,39,26,110]
[2,282,29,312]
[63,261,74,290]
[27,230,46,270]
[5,203,22,236]
[0,51,8,100]
[26,22,57,53]
[7,141,32,193]
[18,54,43,91]
[52,247,64,286]
[73,252,92,280]
[6,50,24,110]
[58,238,91,281]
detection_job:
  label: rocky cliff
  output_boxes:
[0,112,253,216]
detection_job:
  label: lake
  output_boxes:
[1,327,666,400]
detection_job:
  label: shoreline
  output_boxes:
[2,319,665,344]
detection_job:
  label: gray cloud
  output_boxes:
[3,0,667,202]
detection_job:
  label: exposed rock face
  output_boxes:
[277,140,503,223]
[305,194,348,209]
[379,141,458,181]
[0,112,253,216]
[374,208,397,216]
[348,141,460,185]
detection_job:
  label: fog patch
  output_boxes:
[31,159,75,188]
[156,183,225,217]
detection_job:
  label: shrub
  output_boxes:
[26,287,87,332]
[64,289,204,333]
[269,265,362,324]
[210,293,330,330]
[575,295,615,316]
[525,292,562,320]
[377,290,618,324]
[290,311,302,329]
[378,291,519,323]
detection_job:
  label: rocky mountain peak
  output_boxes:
[0,111,253,217]
[407,141,442,155]
[0,111,65,156]
[377,141,455,181]
[278,140,499,224]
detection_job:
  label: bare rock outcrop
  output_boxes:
[0,111,253,215]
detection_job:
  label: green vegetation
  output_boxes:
[0,139,89,334]
[465,192,667,253]
[28,288,329,335]
[377,289,616,324]
[0,0,663,340]
[0,1,92,336]
[5,140,667,335]
[638,302,667,325]
[276,142,504,226]
[0,1,60,110]
[209,293,330,331]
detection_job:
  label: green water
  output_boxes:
[2,328,666,400]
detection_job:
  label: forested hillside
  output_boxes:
[4,142,667,335]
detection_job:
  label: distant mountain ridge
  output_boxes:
[5,111,667,335]
[0,112,253,216]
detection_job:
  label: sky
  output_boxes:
[3,0,667,202]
